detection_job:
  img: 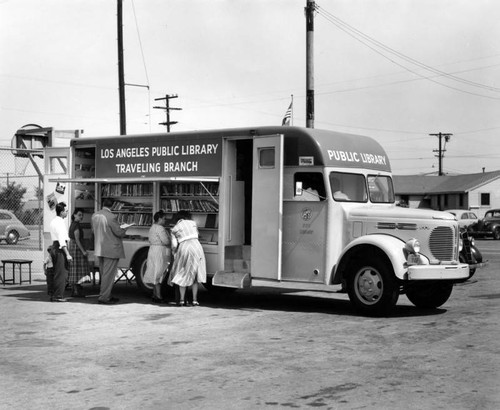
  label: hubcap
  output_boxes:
[355,268,383,304]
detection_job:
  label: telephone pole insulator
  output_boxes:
[154,94,182,132]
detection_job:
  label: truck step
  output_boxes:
[212,271,252,289]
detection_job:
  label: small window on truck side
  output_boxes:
[293,172,326,201]
[329,172,367,202]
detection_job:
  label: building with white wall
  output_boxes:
[393,171,500,218]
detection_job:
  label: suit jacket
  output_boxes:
[91,207,127,259]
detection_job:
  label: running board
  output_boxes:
[212,271,252,288]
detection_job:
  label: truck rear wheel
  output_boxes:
[132,249,152,294]
[406,282,453,309]
[346,258,399,316]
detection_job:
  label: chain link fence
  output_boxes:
[0,147,45,277]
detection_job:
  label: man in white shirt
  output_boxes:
[49,202,73,302]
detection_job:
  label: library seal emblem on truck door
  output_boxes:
[301,208,312,221]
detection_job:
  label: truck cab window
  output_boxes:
[330,172,367,202]
[294,172,325,201]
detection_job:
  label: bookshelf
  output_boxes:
[101,183,154,228]
[160,181,219,245]
[73,148,96,250]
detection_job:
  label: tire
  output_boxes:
[132,249,153,294]
[6,230,19,245]
[346,257,399,316]
[406,282,453,309]
[493,228,500,240]
[458,254,476,282]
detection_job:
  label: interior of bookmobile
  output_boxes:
[44,126,394,292]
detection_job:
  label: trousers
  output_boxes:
[97,257,119,302]
[52,250,68,299]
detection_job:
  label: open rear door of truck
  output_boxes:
[251,134,283,280]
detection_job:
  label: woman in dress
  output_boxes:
[169,210,206,306]
[143,210,171,303]
[68,208,90,297]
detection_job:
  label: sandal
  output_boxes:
[192,301,199,306]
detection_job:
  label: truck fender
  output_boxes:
[333,234,411,283]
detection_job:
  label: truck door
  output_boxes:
[251,134,283,280]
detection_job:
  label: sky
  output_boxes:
[1,0,500,176]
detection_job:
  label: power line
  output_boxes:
[315,5,500,100]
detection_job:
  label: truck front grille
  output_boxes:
[429,226,455,261]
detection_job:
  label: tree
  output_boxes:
[0,182,27,214]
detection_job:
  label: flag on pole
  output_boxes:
[282,99,293,126]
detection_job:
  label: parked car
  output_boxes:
[445,209,479,229]
[0,209,30,245]
[469,208,500,240]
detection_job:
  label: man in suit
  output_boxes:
[91,198,129,304]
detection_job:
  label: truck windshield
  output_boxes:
[329,172,367,202]
[367,174,395,203]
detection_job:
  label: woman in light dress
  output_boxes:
[169,210,206,306]
[143,210,171,303]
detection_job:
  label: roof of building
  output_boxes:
[394,170,500,195]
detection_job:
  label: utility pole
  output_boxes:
[305,0,315,128]
[117,0,126,135]
[154,94,182,132]
[430,132,452,176]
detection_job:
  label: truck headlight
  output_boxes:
[405,238,420,254]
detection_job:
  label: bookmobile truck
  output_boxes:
[44,126,471,315]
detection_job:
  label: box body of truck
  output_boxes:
[45,126,470,314]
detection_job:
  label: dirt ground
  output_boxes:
[1,241,499,409]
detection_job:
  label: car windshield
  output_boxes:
[329,172,367,202]
[367,174,395,203]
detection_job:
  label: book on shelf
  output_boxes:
[160,198,218,213]
[161,182,219,197]
[205,214,218,229]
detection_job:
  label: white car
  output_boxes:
[445,209,479,229]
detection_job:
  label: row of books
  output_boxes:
[102,183,154,197]
[110,201,153,212]
[116,212,152,226]
[161,182,219,197]
[160,199,218,213]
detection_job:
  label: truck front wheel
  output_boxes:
[405,282,453,309]
[346,258,399,316]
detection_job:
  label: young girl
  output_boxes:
[68,208,90,297]
[169,210,206,306]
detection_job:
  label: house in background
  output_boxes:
[393,170,500,218]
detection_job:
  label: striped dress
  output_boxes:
[68,221,90,284]
[170,219,207,287]
[143,223,171,285]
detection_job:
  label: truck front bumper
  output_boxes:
[407,263,469,280]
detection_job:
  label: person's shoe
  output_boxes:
[98,298,119,305]
[152,296,165,304]
[53,298,67,302]
[71,286,86,298]
[192,301,200,306]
